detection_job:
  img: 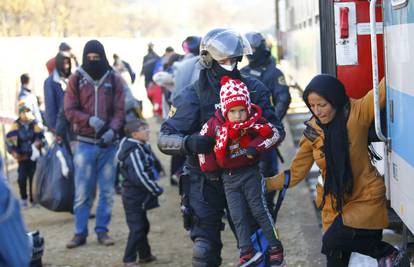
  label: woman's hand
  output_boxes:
[265,174,282,192]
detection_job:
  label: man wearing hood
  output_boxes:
[44,51,71,133]
[64,40,125,249]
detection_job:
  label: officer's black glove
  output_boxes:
[185,134,215,154]
[245,147,257,159]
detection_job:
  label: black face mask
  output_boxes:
[81,40,110,80]
[211,60,241,80]
[247,46,271,68]
[83,59,109,80]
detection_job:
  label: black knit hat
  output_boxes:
[124,118,148,136]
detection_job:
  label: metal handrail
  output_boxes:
[369,0,387,142]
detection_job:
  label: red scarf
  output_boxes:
[215,104,272,161]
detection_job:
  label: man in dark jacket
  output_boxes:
[64,40,125,249]
[140,42,160,89]
[158,29,285,267]
[44,52,72,140]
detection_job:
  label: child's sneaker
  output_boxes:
[239,248,263,267]
[139,255,156,264]
[268,245,284,267]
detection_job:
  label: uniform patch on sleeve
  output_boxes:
[278,76,287,86]
[168,105,177,118]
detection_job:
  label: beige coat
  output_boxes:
[266,79,388,231]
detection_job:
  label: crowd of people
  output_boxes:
[0,27,410,267]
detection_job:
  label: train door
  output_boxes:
[383,0,414,234]
[319,0,385,98]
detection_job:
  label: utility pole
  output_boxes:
[275,0,283,61]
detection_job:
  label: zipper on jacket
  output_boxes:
[94,83,98,139]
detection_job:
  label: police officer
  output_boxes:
[241,32,291,213]
[158,29,285,267]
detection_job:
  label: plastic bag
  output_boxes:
[33,143,74,212]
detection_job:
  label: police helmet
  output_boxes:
[244,32,266,49]
[200,29,252,68]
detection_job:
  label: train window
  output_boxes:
[392,0,408,9]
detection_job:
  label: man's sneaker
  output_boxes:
[97,232,115,246]
[123,262,140,267]
[378,249,410,267]
[268,245,284,267]
[139,255,157,264]
[239,248,263,267]
[66,235,86,249]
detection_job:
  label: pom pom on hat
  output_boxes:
[220,75,232,86]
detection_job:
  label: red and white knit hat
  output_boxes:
[219,76,251,118]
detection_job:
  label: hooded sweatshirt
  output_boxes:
[116,137,162,195]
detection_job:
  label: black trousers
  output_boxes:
[122,188,152,263]
[170,154,185,177]
[17,160,36,202]
[322,215,396,267]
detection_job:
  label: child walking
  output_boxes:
[199,76,284,267]
[6,100,46,207]
[116,118,163,267]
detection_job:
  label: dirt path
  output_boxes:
[15,118,324,267]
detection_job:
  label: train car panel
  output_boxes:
[383,0,414,234]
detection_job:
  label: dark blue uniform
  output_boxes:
[159,70,285,266]
[241,59,291,126]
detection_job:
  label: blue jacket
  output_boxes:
[159,69,285,167]
[241,59,291,121]
[0,157,31,267]
[43,70,66,131]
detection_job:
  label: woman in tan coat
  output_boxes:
[266,75,409,267]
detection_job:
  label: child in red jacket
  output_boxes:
[198,76,284,267]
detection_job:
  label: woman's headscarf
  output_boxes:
[303,74,353,213]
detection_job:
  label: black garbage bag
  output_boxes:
[33,143,74,212]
